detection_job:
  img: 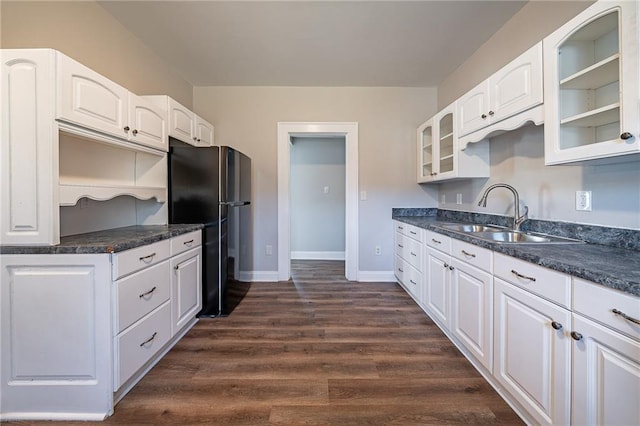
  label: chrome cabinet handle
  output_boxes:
[551,321,563,330]
[443,263,449,269]
[140,332,158,347]
[132,129,138,135]
[398,267,404,273]
[511,269,536,282]
[570,331,583,341]
[409,279,417,285]
[409,230,417,235]
[488,110,495,116]
[139,252,156,263]
[183,239,194,246]
[123,126,130,132]
[139,286,157,298]
[448,265,454,271]
[193,136,198,141]
[612,309,640,325]
[431,238,442,244]
[197,138,201,142]
[481,113,487,119]
[410,252,417,257]
[461,250,476,258]
[398,244,404,248]
[620,132,633,140]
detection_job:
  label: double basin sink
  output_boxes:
[433,223,584,244]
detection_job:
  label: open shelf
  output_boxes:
[560,102,620,127]
[59,184,166,207]
[560,54,619,90]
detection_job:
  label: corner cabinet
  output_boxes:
[544,0,640,164]
[417,102,489,183]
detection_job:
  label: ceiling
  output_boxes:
[98,0,527,87]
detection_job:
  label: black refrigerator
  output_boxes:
[168,140,252,317]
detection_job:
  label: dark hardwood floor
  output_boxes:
[11,260,523,425]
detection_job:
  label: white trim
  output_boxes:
[238,271,279,282]
[291,251,345,260]
[277,122,359,282]
[357,271,397,282]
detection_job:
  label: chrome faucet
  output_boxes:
[478,183,529,231]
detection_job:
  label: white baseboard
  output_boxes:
[291,251,345,260]
[356,271,397,282]
[237,270,279,282]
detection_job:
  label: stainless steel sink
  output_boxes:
[435,223,504,233]
[472,231,584,244]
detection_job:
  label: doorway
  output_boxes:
[277,122,359,281]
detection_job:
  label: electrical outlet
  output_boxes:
[575,191,592,211]
[456,193,462,205]
[265,245,273,256]
[324,186,330,194]
[375,246,381,256]
[440,194,446,203]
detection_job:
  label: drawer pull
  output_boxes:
[139,286,157,298]
[409,230,417,235]
[140,332,158,347]
[139,252,157,263]
[183,239,195,246]
[461,250,476,258]
[511,269,536,282]
[398,226,404,230]
[398,267,404,273]
[551,321,563,330]
[410,251,417,257]
[409,279,417,285]
[431,238,442,244]
[612,309,640,325]
[398,244,404,248]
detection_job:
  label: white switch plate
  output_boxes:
[575,190,592,211]
[324,186,330,194]
[360,191,367,201]
[265,245,273,256]
[456,193,462,204]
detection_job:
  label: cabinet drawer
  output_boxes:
[425,230,451,253]
[170,230,202,256]
[395,221,407,235]
[114,301,171,390]
[573,278,640,341]
[405,224,423,243]
[394,254,406,284]
[395,233,406,258]
[451,239,492,273]
[115,260,171,334]
[405,237,422,271]
[494,253,571,308]
[112,239,171,279]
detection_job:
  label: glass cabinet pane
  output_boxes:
[438,113,454,174]
[421,125,433,177]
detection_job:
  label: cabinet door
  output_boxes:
[1,49,59,245]
[451,259,493,371]
[194,116,214,147]
[457,81,490,136]
[425,247,451,328]
[128,94,168,151]
[435,109,456,180]
[417,118,435,182]
[167,97,195,144]
[494,279,571,426]
[1,254,112,417]
[57,53,128,138]
[571,314,640,426]
[544,1,640,164]
[490,42,543,124]
[171,247,202,334]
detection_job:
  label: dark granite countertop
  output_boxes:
[0,224,204,255]
[392,210,640,297]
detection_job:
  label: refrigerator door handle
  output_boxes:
[220,201,251,207]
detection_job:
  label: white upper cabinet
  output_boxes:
[1,49,59,246]
[458,42,543,140]
[57,53,168,152]
[154,96,214,147]
[417,102,489,183]
[544,0,639,164]
[128,94,168,151]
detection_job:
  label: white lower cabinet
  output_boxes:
[451,258,493,372]
[571,314,640,426]
[393,221,424,302]
[394,222,639,425]
[494,278,571,425]
[0,231,202,421]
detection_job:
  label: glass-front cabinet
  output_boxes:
[544,0,639,164]
[417,101,489,184]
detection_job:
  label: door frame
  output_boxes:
[277,122,359,281]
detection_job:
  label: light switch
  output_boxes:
[324,186,330,194]
[360,191,367,201]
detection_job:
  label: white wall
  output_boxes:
[439,125,640,229]
[290,137,346,259]
[194,86,438,275]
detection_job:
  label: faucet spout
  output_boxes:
[477,183,528,231]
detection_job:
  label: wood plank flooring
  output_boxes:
[10,260,523,425]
